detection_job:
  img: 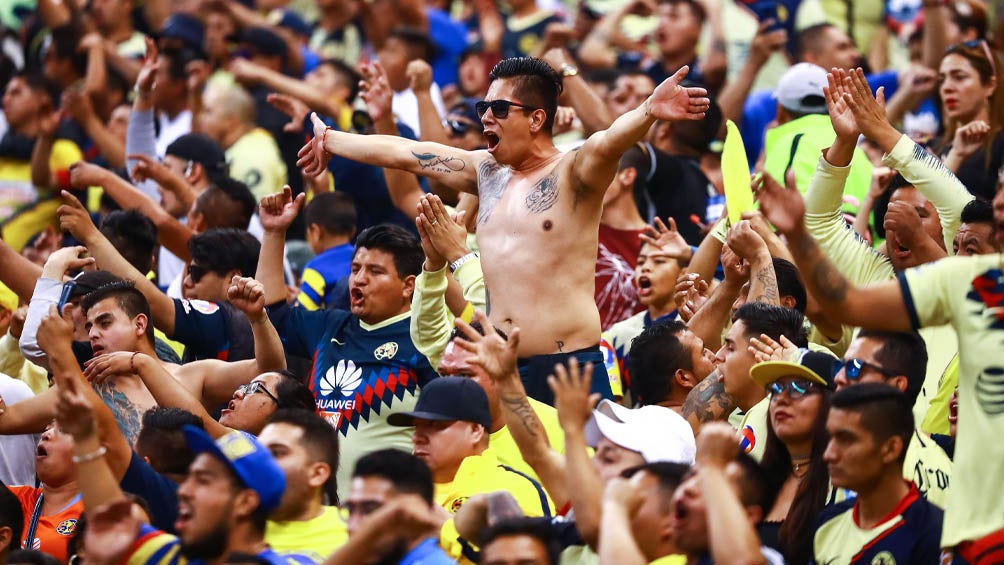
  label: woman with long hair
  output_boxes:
[749,350,840,565]
[939,40,1004,201]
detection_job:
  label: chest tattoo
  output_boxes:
[525,172,559,214]
[93,380,143,446]
[477,160,510,225]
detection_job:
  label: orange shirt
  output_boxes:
[11,486,83,563]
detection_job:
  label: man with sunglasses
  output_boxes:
[833,331,953,509]
[297,56,709,406]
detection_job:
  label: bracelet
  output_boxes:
[130,351,139,373]
[449,252,478,274]
[72,445,107,464]
[322,126,333,146]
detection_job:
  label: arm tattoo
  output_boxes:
[752,264,780,304]
[477,159,509,225]
[500,392,542,438]
[681,371,737,425]
[525,172,559,214]
[92,381,143,446]
[411,151,466,173]
[792,232,850,304]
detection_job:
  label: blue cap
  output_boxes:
[272,9,312,38]
[160,13,205,53]
[182,426,286,515]
[387,377,491,430]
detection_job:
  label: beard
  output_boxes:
[180,521,230,561]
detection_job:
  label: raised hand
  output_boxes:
[748,19,787,67]
[267,93,310,133]
[128,153,174,184]
[646,66,711,122]
[695,421,740,468]
[62,88,96,124]
[259,185,305,234]
[186,59,211,94]
[550,357,600,435]
[37,304,76,357]
[227,276,267,322]
[406,59,434,94]
[883,200,926,248]
[674,272,709,322]
[952,120,991,160]
[228,58,262,84]
[843,68,888,142]
[825,68,859,140]
[553,106,577,136]
[135,37,160,94]
[296,113,334,177]
[752,171,805,236]
[83,352,145,384]
[725,220,769,261]
[454,310,520,383]
[57,189,100,244]
[84,499,142,565]
[360,62,395,124]
[748,333,798,363]
[640,217,692,261]
[721,245,749,285]
[418,194,471,265]
[41,245,95,280]
[68,161,109,189]
[603,475,646,516]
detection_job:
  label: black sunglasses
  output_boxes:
[187,263,211,284]
[835,358,897,381]
[444,119,478,137]
[768,378,821,401]
[475,99,538,119]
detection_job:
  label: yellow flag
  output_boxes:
[722,120,753,226]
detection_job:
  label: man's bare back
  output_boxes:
[476,151,604,356]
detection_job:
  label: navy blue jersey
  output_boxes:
[172,299,254,362]
[813,484,944,565]
[268,303,438,499]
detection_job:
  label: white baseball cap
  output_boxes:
[584,400,696,464]
[776,63,829,114]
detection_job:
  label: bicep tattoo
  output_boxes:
[681,370,736,425]
[411,151,466,174]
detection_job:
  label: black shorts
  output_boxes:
[517,345,613,406]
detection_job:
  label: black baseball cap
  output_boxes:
[242,27,288,61]
[165,134,228,174]
[387,377,491,430]
[160,14,205,53]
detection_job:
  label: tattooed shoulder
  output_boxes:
[93,381,143,445]
[477,159,510,225]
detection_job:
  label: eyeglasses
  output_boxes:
[444,118,478,137]
[475,99,539,119]
[835,358,898,381]
[238,381,279,404]
[768,379,821,401]
[187,263,212,284]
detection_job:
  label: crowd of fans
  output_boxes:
[0,0,1002,563]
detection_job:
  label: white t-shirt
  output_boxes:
[0,373,39,486]
[391,83,446,138]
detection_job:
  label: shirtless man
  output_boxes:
[298,57,710,402]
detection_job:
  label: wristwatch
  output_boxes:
[449,252,478,273]
[561,64,579,78]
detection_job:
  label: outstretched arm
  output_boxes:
[298,113,484,195]
[574,67,710,193]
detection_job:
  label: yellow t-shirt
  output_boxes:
[434,447,552,517]
[265,506,348,563]
[904,429,952,509]
[226,128,287,202]
[489,397,565,482]
[922,354,958,436]
[737,396,770,463]
[0,138,82,250]
[899,253,1004,547]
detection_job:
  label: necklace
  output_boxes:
[792,455,811,479]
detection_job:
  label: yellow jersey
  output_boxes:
[265,506,347,563]
[489,397,565,482]
[226,128,287,202]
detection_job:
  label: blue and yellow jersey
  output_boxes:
[296,243,354,311]
[813,484,944,564]
[126,524,314,565]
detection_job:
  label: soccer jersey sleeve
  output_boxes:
[897,259,959,330]
[410,266,452,371]
[171,299,230,359]
[297,267,327,311]
[125,524,183,565]
[120,451,179,533]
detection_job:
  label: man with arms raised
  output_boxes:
[297,57,710,403]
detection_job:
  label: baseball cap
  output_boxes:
[182,426,286,515]
[584,400,696,464]
[269,9,312,38]
[749,348,839,389]
[242,27,288,60]
[447,99,485,133]
[0,282,16,312]
[160,13,205,53]
[165,134,228,175]
[776,63,828,115]
[387,377,492,431]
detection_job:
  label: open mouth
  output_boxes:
[350,288,364,306]
[484,132,500,151]
[175,505,193,531]
[36,445,48,458]
[91,344,104,355]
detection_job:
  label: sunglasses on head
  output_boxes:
[950,39,997,77]
[475,99,539,119]
[768,378,821,400]
[835,358,897,381]
[238,381,279,404]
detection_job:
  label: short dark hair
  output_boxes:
[353,449,434,505]
[189,228,261,278]
[48,25,88,76]
[619,143,653,194]
[448,319,508,342]
[13,70,60,106]
[795,23,836,61]
[0,483,24,553]
[479,518,561,565]
[267,408,341,505]
[733,303,808,348]
[305,192,356,237]
[853,330,927,405]
[160,45,202,82]
[319,59,363,103]
[658,0,707,23]
[831,383,914,463]
[195,177,257,230]
[621,461,689,513]
[961,198,994,225]
[80,281,155,345]
[101,210,159,274]
[732,451,775,512]
[772,258,807,314]
[388,27,436,63]
[271,370,317,412]
[67,270,126,301]
[136,407,204,476]
[354,224,424,278]
[488,57,563,132]
[626,320,692,406]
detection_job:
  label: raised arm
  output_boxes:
[256,187,305,305]
[686,245,745,351]
[726,221,779,306]
[573,67,709,193]
[0,239,43,302]
[63,89,126,170]
[542,48,613,135]
[598,478,648,565]
[716,21,787,126]
[405,61,451,145]
[57,191,180,336]
[298,112,484,195]
[455,314,568,506]
[230,59,345,119]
